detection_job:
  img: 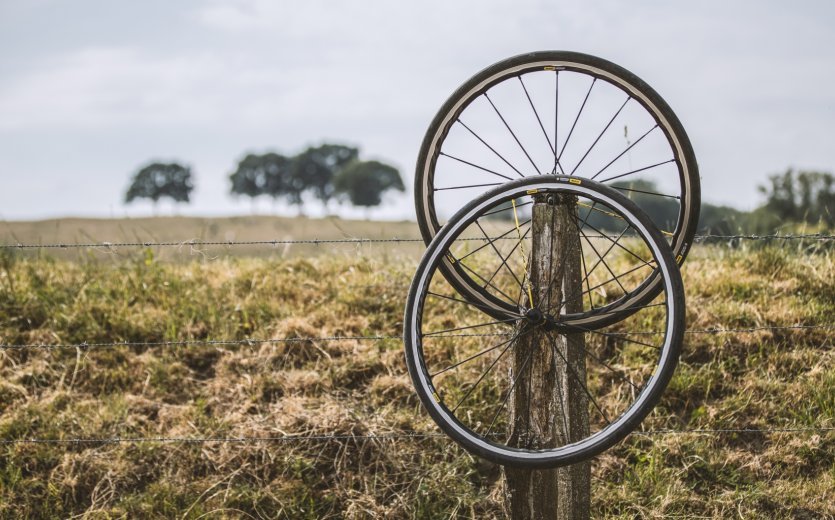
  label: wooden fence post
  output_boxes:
[503,192,590,519]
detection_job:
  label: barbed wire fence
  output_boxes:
[0,233,833,446]
[1,232,834,250]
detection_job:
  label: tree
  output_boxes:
[262,153,300,206]
[292,144,359,207]
[125,162,194,207]
[333,160,405,210]
[697,202,748,235]
[229,153,296,211]
[758,169,835,228]
[229,154,268,200]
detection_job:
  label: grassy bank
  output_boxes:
[0,246,833,518]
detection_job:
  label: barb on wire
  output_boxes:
[637,426,835,436]
[694,233,835,242]
[0,237,426,250]
[1,324,831,351]
[615,323,835,336]
[0,335,398,351]
[3,426,833,446]
[0,432,447,446]
[0,332,533,351]
[2,233,834,250]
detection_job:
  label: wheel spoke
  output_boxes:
[574,219,630,295]
[430,330,524,377]
[439,151,515,182]
[577,326,664,351]
[557,260,656,312]
[597,158,677,185]
[569,96,630,176]
[434,182,504,191]
[427,291,523,318]
[557,77,596,166]
[484,337,536,438]
[475,221,526,294]
[458,259,522,306]
[450,326,533,413]
[482,200,533,218]
[458,119,526,178]
[590,124,658,180]
[455,218,531,262]
[484,93,540,175]
[578,223,628,290]
[483,226,531,288]
[546,331,610,425]
[575,216,656,266]
[423,317,518,337]
[581,343,643,392]
[518,76,554,154]
[612,184,681,200]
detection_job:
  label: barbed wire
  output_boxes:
[693,233,835,242]
[0,335,399,351]
[0,432,445,446]
[0,237,424,250]
[0,332,527,351]
[2,426,832,446]
[637,426,835,435]
[2,233,834,250]
[1,324,831,351]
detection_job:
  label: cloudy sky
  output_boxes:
[1,0,833,221]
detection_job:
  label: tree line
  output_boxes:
[124,143,405,213]
[125,154,834,233]
[601,169,835,236]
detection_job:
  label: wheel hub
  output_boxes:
[523,308,559,331]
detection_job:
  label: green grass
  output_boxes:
[0,243,833,518]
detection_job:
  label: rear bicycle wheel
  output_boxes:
[404,176,685,468]
[415,51,699,325]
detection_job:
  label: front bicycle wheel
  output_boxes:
[415,51,699,325]
[404,176,685,468]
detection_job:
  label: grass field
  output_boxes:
[0,219,834,518]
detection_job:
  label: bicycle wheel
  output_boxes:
[404,176,685,468]
[415,51,698,325]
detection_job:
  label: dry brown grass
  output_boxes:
[0,243,833,518]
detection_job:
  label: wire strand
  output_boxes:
[2,233,833,250]
[2,324,831,351]
[2,426,832,445]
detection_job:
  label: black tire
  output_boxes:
[415,51,699,325]
[404,176,685,468]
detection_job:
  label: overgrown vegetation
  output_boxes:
[0,245,833,518]
[611,169,835,236]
